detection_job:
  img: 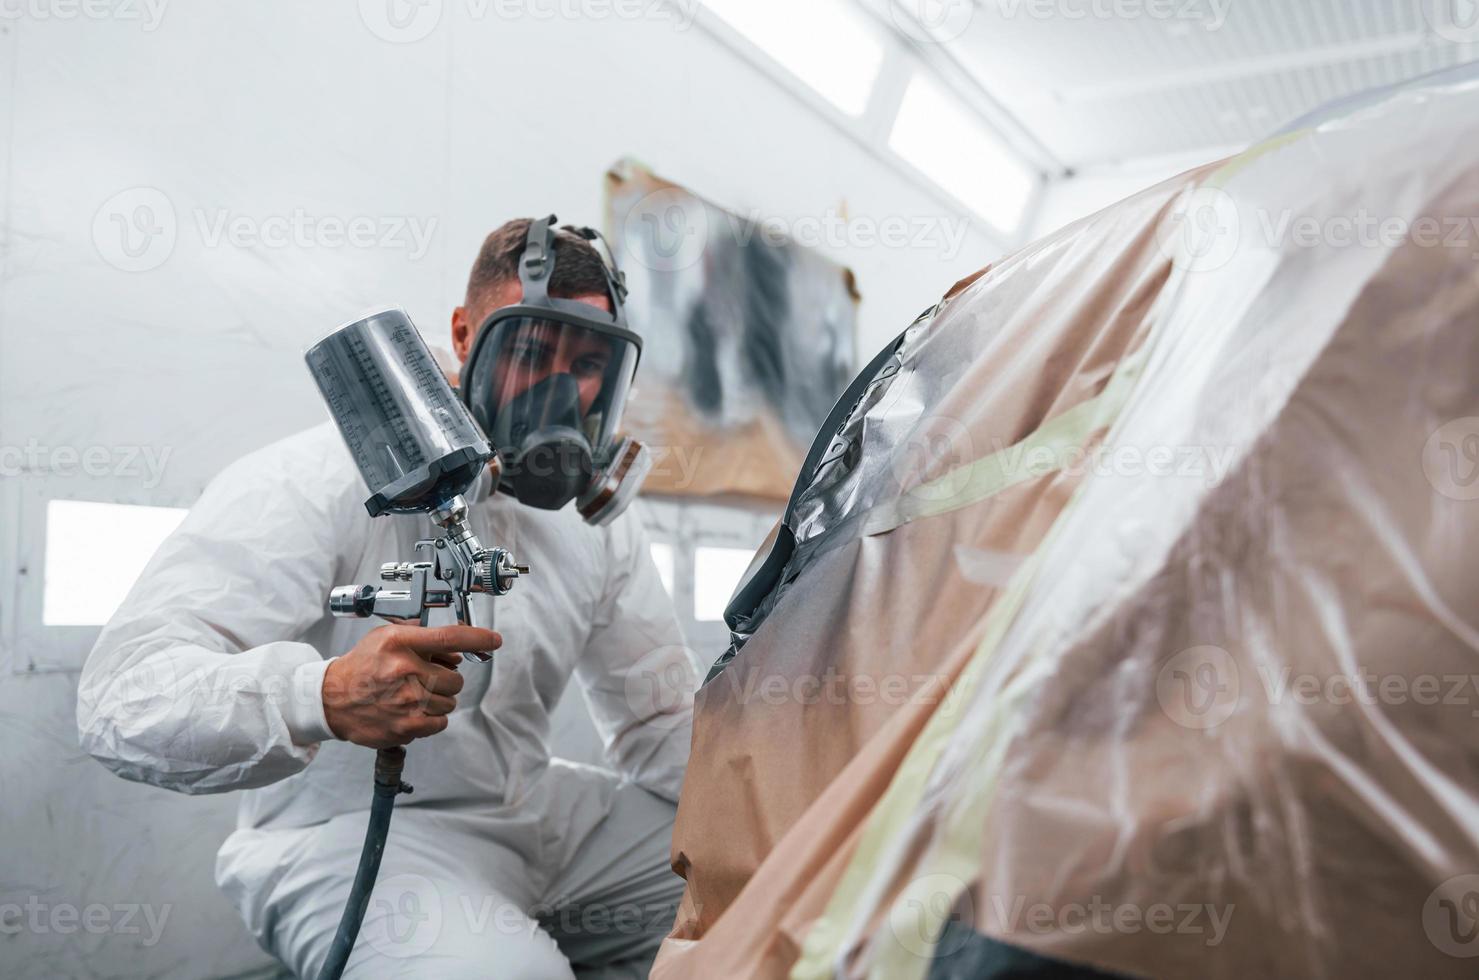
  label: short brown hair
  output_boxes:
[465,218,612,309]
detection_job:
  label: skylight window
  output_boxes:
[889,73,1038,233]
[704,0,885,117]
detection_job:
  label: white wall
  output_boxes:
[1028,149,1237,240]
[0,5,1003,978]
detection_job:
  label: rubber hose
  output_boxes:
[315,747,411,980]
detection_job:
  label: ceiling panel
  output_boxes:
[910,0,1479,168]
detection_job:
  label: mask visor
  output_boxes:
[464,312,640,506]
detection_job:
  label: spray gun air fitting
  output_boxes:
[327,482,530,660]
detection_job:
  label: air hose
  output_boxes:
[315,747,413,980]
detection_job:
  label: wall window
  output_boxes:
[649,541,676,598]
[693,545,757,622]
[43,499,187,627]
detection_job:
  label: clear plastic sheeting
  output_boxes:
[656,63,1479,980]
[788,318,923,549]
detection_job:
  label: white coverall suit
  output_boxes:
[76,422,697,979]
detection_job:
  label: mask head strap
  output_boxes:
[519,214,557,303]
[564,223,630,327]
[516,214,631,330]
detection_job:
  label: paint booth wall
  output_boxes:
[0,7,1005,978]
[1027,149,1233,239]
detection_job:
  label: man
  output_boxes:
[77,218,696,979]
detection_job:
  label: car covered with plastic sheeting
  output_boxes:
[652,62,1479,980]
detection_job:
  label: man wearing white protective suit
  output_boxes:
[77,217,696,979]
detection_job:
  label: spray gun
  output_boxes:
[327,491,528,645]
[307,307,530,636]
[303,307,527,980]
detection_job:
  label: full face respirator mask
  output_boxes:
[460,215,651,525]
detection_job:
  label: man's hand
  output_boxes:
[322,624,501,748]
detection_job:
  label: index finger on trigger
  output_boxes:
[403,625,502,657]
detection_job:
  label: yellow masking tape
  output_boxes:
[862,346,1147,537]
